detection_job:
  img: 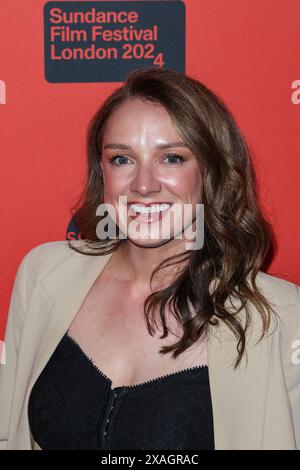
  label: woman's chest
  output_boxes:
[67,277,207,388]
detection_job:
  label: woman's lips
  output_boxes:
[127,204,173,224]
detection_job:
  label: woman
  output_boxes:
[0,67,299,450]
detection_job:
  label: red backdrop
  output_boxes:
[1,0,300,338]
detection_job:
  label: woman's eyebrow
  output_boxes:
[103,141,188,150]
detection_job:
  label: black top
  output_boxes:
[28,332,215,450]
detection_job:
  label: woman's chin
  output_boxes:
[126,235,174,248]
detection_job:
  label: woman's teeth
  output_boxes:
[129,203,171,215]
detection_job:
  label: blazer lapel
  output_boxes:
[24,250,114,412]
[207,315,269,449]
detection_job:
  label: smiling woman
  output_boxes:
[1,67,300,450]
[68,67,276,373]
[98,97,203,248]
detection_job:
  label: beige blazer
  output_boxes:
[0,240,300,450]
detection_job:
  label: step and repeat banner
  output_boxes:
[1,0,300,336]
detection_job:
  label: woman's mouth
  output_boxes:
[127,203,173,223]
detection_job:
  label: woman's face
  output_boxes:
[100,98,203,248]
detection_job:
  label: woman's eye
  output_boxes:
[108,153,185,166]
[163,153,185,164]
[109,155,131,166]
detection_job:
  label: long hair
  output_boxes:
[68,67,277,368]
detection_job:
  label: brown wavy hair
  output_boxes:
[68,66,278,368]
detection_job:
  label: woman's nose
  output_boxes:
[130,164,161,196]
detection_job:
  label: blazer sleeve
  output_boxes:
[280,283,300,449]
[0,252,30,450]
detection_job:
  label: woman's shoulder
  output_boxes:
[255,271,300,348]
[22,239,84,267]
[255,270,300,308]
[18,240,85,287]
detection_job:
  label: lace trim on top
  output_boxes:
[65,330,208,391]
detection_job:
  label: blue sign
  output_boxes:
[44,1,185,83]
